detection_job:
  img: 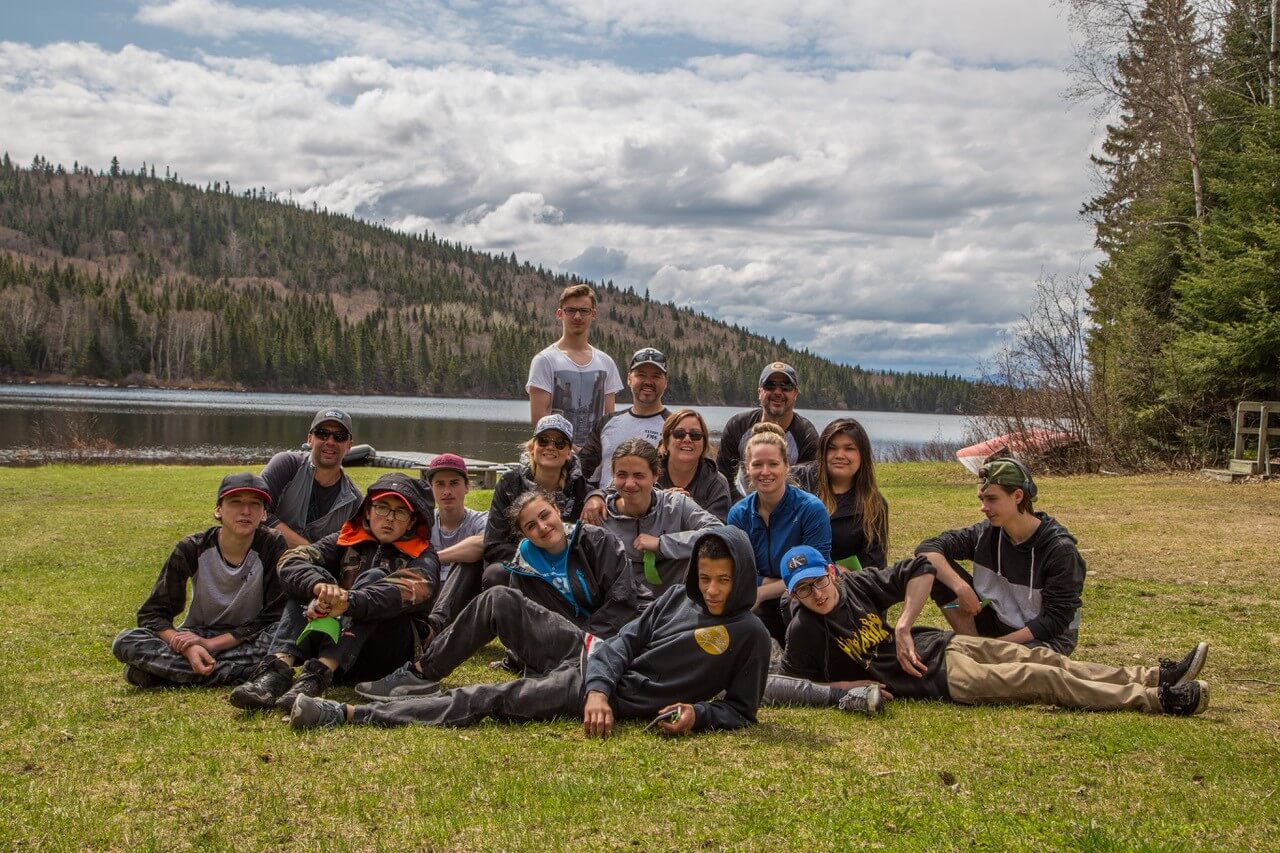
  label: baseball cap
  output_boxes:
[534,413,574,444]
[978,458,1037,501]
[427,453,469,480]
[369,491,414,510]
[780,545,831,594]
[310,409,353,433]
[629,347,668,374]
[217,472,273,507]
[759,361,799,388]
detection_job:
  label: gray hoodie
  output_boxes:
[595,488,721,601]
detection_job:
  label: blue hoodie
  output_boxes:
[727,484,832,583]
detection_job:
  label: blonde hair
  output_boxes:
[744,421,788,466]
[559,283,597,307]
[522,436,570,489]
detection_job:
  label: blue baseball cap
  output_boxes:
[780,545,831,594]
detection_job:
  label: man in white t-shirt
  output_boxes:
[579,347,671,489]
[422,453,489,641]
[526,283,623,448]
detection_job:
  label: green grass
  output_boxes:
[1,463,1277,850]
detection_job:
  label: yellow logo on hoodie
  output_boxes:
[694,625,730,655]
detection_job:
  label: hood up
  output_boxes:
[337,472,435,556]
[683,526,758,617]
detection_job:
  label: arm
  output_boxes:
[435,533,484,565]
[526,352,553,425]
[893,572,936,677]
[690,626,770,731]
[715,415,747,502]
[602,393,616,416]
[578,418,606,487]
[272,522,310,549]
[258,452,301,530]
[528,388,552,425]
[346,550,441,620]
[653,497,721,561]
[276,535,344,601]
[916,523,984,613]
[755,577,786,605]
[794,418,820,464]
[583,599,659,697]
[136,536,200,634]
[482,477,518,565]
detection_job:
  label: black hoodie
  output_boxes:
[483,457,591,565]
[582,526,771,731]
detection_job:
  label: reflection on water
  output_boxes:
[0,385,970,463]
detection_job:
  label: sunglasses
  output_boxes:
[670,429,704,441]
[535,434,570,450]
[311,428,350,442]
[792,575,833,600]
[761,381,795,392]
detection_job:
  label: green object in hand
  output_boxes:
[643,550,662,585]
[296,616,340,646]
[835,554,863,572]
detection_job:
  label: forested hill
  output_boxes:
[0,157,977,411]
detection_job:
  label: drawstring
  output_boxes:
[997,535,1036,603]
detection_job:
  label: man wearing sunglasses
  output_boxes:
[716,361,819,501]
[526,284,623,447]
[767,546,1211,717]
[259,409,363,547]
[579,347,672,493]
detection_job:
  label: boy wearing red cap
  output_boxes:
[421,453,488,639]
[229,473,441,711]
[112,473,288,687]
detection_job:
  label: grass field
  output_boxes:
[1,463,1277,851]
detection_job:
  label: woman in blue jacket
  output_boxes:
[727,421,832,645]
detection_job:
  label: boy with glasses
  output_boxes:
[229,473,441,711]
[716,362,819,501]
[579,347,672,495]
[766,546,1211,717]
[112,473,287,688]
[526,284,623,448]
[259,409,362,547]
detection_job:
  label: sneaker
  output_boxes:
[229,657,294,710]
[290,695,347,730]
[1159,680,1209,716]
[354,662,441,700]
[123,664,165,689]
[1159,642,1209,687]
[837,684,885,715]
[275,658,334,712]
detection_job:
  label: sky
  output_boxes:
[1,1,1103,377]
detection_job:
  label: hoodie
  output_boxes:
[727,484,832,582]
[593,488,721,601]
[483,456,591,565]
[916,513,1084,653]
[657,456,733,522]
[277,473,440,622]
[582,526,772,731]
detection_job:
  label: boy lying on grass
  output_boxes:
[289,527,771,734]
[763,546,1210,716]
[229,473,440,712]
[113,473,286,688]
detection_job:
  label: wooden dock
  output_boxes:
[347,446,512,489]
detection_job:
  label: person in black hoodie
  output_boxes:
[769,545,1211,716]
[289,526,772,733]
[228,473,440,712]
[917,458,1085,654]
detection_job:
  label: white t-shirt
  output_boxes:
[430,507,488,581]
[526,344,623,443]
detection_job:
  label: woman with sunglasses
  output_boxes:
[481,414,591,592]
[656,409,732,522]
[586,438,721,603]
[792,418,888,571]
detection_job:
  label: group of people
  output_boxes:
[113,284,1212,737]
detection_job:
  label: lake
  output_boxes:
[0,385,970,464]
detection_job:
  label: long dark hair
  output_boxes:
[816,418,887,555]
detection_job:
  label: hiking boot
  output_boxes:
[1159,680,1209,716]
[1159,642,1208,687]
[123,664,165,689]
[355,662,441,700]
[229,657,294,710]
[275,659,334,712]
[837,684,885,715]
[290,695,347,730]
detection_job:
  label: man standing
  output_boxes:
[579,347,672,489]
[526,284,623,447]
[716,362,819,501]
[259,409,363,547]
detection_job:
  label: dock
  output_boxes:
[347,447,512,489]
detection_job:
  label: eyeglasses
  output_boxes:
[535,434,570,450]
[311,428,350,442]
[371,503,412,522]
[561,307,594,318]
[792,575,833,600]
[761,381,795,392]
[670,429,704,441]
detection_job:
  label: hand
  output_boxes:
[582,690,614,739]
[895,626,926,678]
[167,630,203,653]
[656,703,696,736]
[314,584,347,609]
[830,679,895,701]
[581,496,606,526]
[304,598,331,620]
[953,585,983,617]
[665,487,691,498]
[633,533,660,553]
[182,644,216,676]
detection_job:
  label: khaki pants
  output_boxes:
[945,635,1161,712]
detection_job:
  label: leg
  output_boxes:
[420,586,585,681]
[113,627,273,687]
[762,674,843,707]
[427,561,483,636]
[948,635,1155,686]
[352,662,583,728]
[481,562,510,591]
[339,615,416,683]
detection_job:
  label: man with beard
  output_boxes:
[716,362,819,501]
[579,347,672,495]
[259,409,363,547]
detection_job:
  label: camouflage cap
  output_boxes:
[978,458,1036,499]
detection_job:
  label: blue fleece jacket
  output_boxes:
[727,484,832,581]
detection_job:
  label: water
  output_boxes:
[0,385,969,464]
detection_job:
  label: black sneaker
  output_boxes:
[1159,680,1209,716]
[275,658,334,712]
[837,684,885,715]
[290,695,347,730]
[123,664,165,689]
[229,657,294,710]
[1159,642,1209,687]
[354,662,441,700]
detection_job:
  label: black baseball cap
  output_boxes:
[629,348,668,374]
[310,409,353,433]
[217,472,273,507]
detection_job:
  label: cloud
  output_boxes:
[563,246,629,281]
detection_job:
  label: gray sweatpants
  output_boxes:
[112,625,277,686]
